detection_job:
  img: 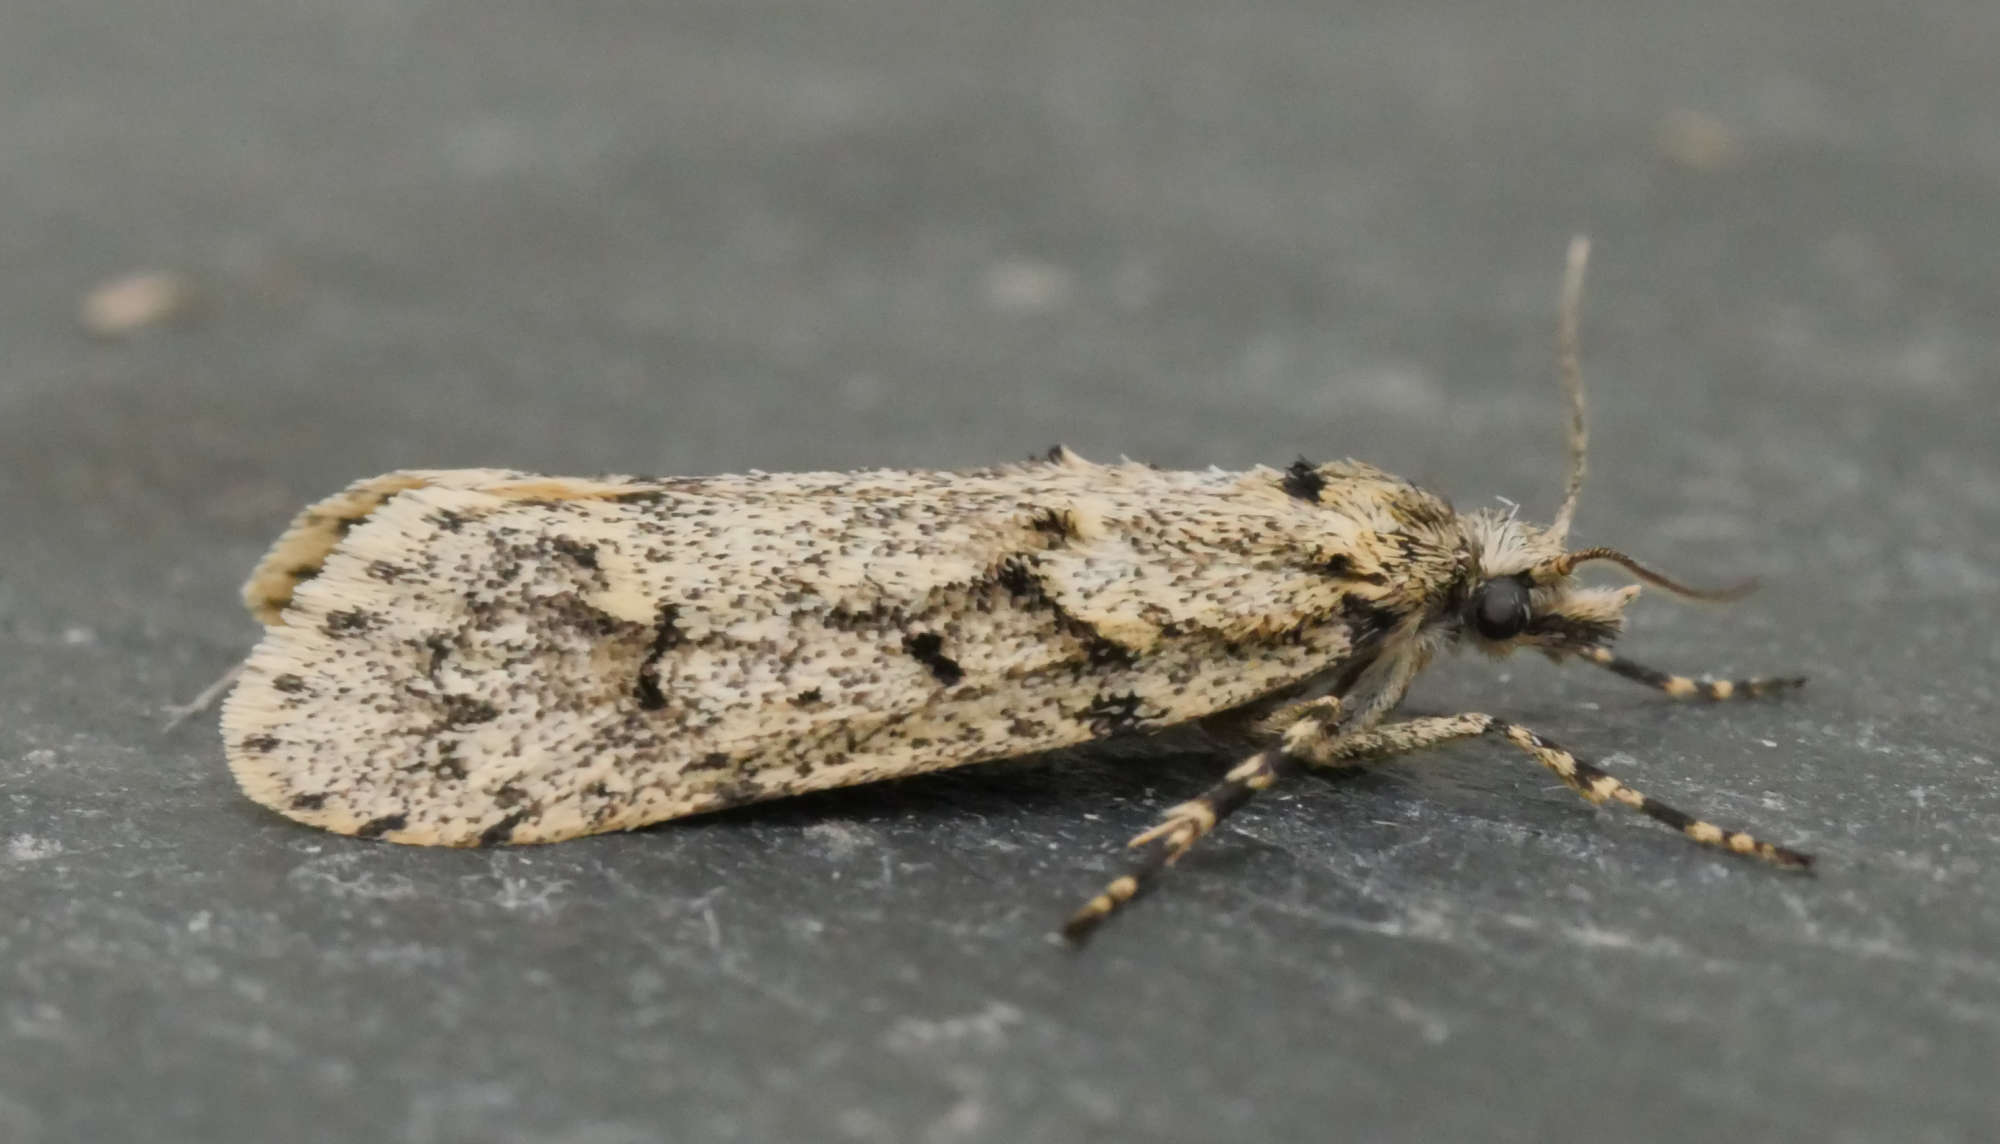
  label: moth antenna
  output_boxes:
[1548,234,1590,546]
[1535,546,1758,602]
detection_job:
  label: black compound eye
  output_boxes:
[1471,576,1533,640]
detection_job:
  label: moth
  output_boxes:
[217,238,1810,941]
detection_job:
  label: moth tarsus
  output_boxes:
[214,236,1812,942]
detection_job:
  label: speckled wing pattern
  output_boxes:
[221,452,1463,846]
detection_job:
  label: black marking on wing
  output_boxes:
[1080,691,1147,736]
[289,792,328,810]
[1009,715,1049,738]
[1339,595,1405,645]
[439,695,500,727]
[541,594,628,639]
[478,811,528,847]
[356,814,407,839]
[1084,635,1137,669]
[823,601,909,633]
[549,537,599,569]
[605,489,669,505]
[704,777,769,811]
[993,557,1042,603]
[432,744,467,780]
[988,556,1136,673]
[423,635,453,682]
[902,631,964,685]
[635,604,684,710]
[323,609,377,636]
[1029,507,1076,544]
[1282,459,1326,502]
[1317,553,1389,585]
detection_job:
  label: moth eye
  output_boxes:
[1471,576,1533,640]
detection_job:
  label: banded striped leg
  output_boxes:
[1575,646,1805,702]
[1061,698,1343,942]
[1299,713,1813,869]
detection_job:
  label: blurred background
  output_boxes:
[2,3,1996,1141]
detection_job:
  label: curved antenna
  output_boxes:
[1548,235,1590,545]
[1536,546,1758,602]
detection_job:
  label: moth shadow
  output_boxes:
[657,740,1238,837]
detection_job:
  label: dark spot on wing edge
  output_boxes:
[478,811,528,847]
[356,813,407,839]
[1282,459,1326,502]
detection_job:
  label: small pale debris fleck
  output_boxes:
[984,258,1074,314]
[1658,109,1744,172]
[80,270,201,337]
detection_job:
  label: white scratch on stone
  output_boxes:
[885,1001,1024,1054]
[286,854,417,901]
[1383,995,1451,1044]
[802,820,876,861]
[492,875,571,917]
[702,899,723,953]
[6,835,62,862]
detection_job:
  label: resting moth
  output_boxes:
[216,238,1810,940]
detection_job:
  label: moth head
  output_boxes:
[1451,235,1754,658]
[1457,508,1753,658]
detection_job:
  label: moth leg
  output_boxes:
[1574,646,1805,701]
[1061,698,1342,942]
[1302,713,1495,768]
[1295,713,1814,870]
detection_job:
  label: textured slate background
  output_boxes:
[3,3,1996,1141]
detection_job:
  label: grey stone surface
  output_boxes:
[3,2,1997,1141]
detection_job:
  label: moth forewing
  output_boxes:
[221,459,1457,847]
